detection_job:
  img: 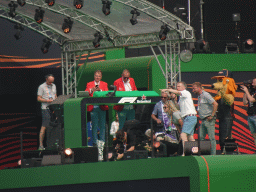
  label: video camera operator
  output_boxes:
[241,78,256,146]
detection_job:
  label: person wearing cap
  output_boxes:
[192,82,218,155]
[162,81,197,156]
[113,69,137,130]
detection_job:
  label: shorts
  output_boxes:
[172,111,182,125]
[182,115,197,135]
[42,109,51,127]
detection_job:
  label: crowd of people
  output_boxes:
[37,70,256,160]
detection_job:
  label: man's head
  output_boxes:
[45,74,54,85]
[192,82,203,95]
[177,81,186,91]
[94,70,102,83]
[122,69,130,83]
[161,91,168,104]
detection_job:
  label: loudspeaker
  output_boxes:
[41,155,62,166]
[184,141,211,156]
[72,147,98,163]
[21,158,42,168]
[46,124,63,150]
[123,150,148,160]
[223,139,239,155]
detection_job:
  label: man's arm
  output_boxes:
[37,95,52,103]
[161,89,181,96]
[241,85,255,103]
[151,114,162,124]
[243,93,248,105]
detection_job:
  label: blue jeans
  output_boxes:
[90,108,106,145]
[182,116,197,135]
[248,115,256,134]
[118,109,135,130]
[199,118,216,155]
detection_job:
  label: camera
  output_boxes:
[237,80,254,91]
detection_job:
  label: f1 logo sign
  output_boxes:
[118,97,137,103]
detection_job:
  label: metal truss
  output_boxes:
[24,0,122,38]
[62,51,80,97]
[150,41,181,89]
[0,7,67,45]
[114,0,195,40]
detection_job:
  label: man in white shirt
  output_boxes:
[162,81,197,156]
[37,74,57,150]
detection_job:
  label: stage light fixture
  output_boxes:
[64,148,73,156]
[41,38,52,54]
[130,9,140,25]
[194,39,210,53]
[8,1,18,18]
[73,0,83,9]
[14,23,24,40]
[242,39,254,53]
[34,7,45,24]
[225,43,239,54]
[93,32,103,48]
[102,0,112,16]
[17,0,26,6]
[159,24,170,41]
[62,17,73,34]
[45,0,55,6]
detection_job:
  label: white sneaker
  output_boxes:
[38,146,45,150]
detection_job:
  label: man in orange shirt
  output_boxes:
[85,70,108,148]
[114,69,137,130]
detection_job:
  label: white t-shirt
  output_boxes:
[178,89,197,117]
[123,79,133,110]
[110,121,119,138]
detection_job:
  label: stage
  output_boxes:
[1,155,256,192]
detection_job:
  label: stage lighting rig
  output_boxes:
[93,32,103,48]
[17,0,26,6]
[62,17,73,34]
[45,0,55,6]
[73,0,83,9]
[34,7,45,24]
[159,24,170,41]
[41,38,52,54]
[14,23,24,40]
[102,0,112,16]
[130,9,140,25]
[8,1,18,18]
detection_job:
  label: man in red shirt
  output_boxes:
[85,70,108,149]
[114,69,137,130]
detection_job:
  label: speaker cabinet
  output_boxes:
[184,141,211,156]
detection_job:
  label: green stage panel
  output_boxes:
[181,53,256,72]
[76,55,166,94]
[2,155,256,191]
[93,91,159,97]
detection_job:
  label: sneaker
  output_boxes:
[38,146,45,150]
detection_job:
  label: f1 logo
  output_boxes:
[118,97,137,103]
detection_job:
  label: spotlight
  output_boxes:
[194,39,210,53]
[62,17,73,33]
[93,32,103,48]
[159,24,170,41]
[17,0,26,7]
[34,7,45,24]
[102,0,112,16]
[41,38,52,54]
[130,9,140,25]
[64,148,73,156]
[242,39,254,53]
[45,0,55,6]
[14,23,24,40]
[8,1,18,18]
[73,0,83,9]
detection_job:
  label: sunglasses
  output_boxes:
[123,77,129,80]
[163,107,167,109]
[161,97,167,99]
